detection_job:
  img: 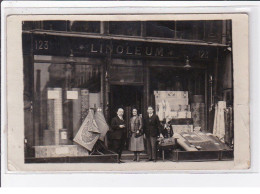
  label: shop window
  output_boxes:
[70,21,100,33]
[175,21,204,40]
[22,21,43,30]
[205,20,222,43]
[42,21,69,31]
[109,21,141,36]
[146,21,205,40]
[146,21,176,38]
[33,63,102,146]
[109,65,143,84]
[149,67,206,131]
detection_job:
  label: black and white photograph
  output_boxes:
[21,19,235,164]
[4,13,249,172]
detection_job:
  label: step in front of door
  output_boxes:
[121,153,149,160]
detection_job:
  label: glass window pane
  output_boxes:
[109,66,143,83]
[42,21,69,31]
[33,63,101,146]
[146,21,175,38]
[109,21,141,36]
[70,21,100,33]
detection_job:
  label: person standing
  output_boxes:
[111,108,126,163]
[144,106,161,162]
[128,108,144,162]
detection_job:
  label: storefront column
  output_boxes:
[23,54,35,157]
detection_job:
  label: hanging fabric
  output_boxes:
[213,101,226,142]
[157,99,171,121]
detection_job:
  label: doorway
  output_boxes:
[109,84,143,151]
[110,85,143,119]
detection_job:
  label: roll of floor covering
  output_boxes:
[213,101,226,142]
[53,88,63,145]
[191,103,205,131]
[73,109,100,151]
[81,89,89,122]
[72,88,82,138]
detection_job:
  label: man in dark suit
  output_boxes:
[111,108,126,163]
[144,106,162,162]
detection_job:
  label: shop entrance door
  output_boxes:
[110,85,143,149]
[110,85,143,119]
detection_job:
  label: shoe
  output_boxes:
[147,159,153,162]
[133,158,137,161]
[117,160,125,163]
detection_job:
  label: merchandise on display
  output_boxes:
[172,125,193,134]
[191,103,205,131]
[73,109,101,151]
[72,88,82,137]
[47,88,63,145]
[213,101,227,142]
[154,91,189,121]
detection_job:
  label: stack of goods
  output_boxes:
[73,109,101,151]
[175,131,231,151]
[154,91,191,121]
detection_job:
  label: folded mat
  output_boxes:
[176,131,231,151]
[73,109,100,151]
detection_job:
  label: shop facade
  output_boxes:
[22,20,233,161]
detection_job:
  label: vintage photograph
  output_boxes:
[21,19,235,164]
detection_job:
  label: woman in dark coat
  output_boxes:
[128,108,144,162]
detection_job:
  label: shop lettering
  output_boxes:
[88,43,165,57]
[33,36,210,59]
[35,40,49,50]
[199,50,209,59]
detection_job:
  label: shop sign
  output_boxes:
[24,33,214,60]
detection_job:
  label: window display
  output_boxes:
[33,62,102,149]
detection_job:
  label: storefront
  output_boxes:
[22,20,234,162]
